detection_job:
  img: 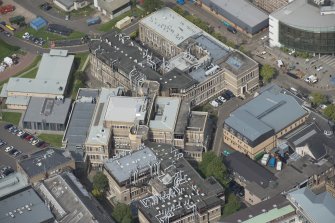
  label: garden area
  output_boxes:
[38,133,63,147]
[0,112,22,125]
[0,39,20,61]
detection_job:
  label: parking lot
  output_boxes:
[0,122,46,170]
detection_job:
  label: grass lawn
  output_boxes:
[20,67,38,78]
[0,39,20,61]
[74,52,89,71]
[15,27,85,42]
[38,134,63,147]
[1,112,22,125]
[98,8,145,32]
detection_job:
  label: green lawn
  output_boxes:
[1,112,22,125]
[38,134,63,147]
[15,27,85,42]
[98,8,145,32]
[20,67,38,78]
[0,39,20,61]
[74,52,89,71]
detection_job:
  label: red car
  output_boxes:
[25,135,33,141]
[0,5,15,14]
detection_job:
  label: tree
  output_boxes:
[223,194,241,216]
[324,104,335,121]
[143,0,162,13]
[260,64,276,83]
[310,92,327,107]
[112,203,133,223]
[92,172,109,198]
[199,152,228,187]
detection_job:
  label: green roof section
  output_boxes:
[243,205,295,223]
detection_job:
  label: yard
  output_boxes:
[20,67,38,78]
[0,39,20,61]
[38,134,63,148]
[98,7,145,32]
[0,112,22,125]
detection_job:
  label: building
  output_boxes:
[199,0,269,35]
[250,0,289,13]
[221,195,297,223]
[35,172,114,223]
[138,143,225,223]
[0,172,29,198]
[287,187,335,223]
[85,87,124,166]
[89,8,259,105]
[17,149,75,184]
[0,187,54,223]
[93,0,130,19]
[22,97,72,133]
[54,0,90,12]
[269,0,335,54]
[1,49,74,109]
[223,85,308,158]
[103,146,160,203]
[62,88,100,170]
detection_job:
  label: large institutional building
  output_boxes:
[223,85,309,158]
[269,0,335,54]
[89,7,259,106]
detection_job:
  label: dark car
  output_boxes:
[0,140,7,147]
[225,90,235,98]
[36,141,45,147]
[40,3,52,11]
[9,148,18,155]
[4,124,13,129]
[2,168,14,176]
[20,132,29,139]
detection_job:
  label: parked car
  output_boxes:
[13,150,22,157]
[0,140,7,147]
[4,124,13,129]
[9,148,18,155]
[25,135,33,141]
[20,133,29,139]
[36,141,45,147]
[5,146,14,152]
[32,139,39,146]
[210,100,218,108]
[218,96,226,103]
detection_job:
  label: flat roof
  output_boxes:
[23,97,71,124]
[19,149,73,177]
[86,88,123,145]
[5,95,30,106]
[149,97,180,131]
[288,187,335,223]
[140,7,202,46]
[244,205,295,223]
[210,0,268,28]
[105,96,147,123]
[0,187,54,223]
[225,85,308,142]
[0,173,28,198]
[36,49,74,82]
[36,172,114,222]
[6,78,67,96]
[271,0,335,31]
[104,147,158,183]
[97,0,130,13]
[188,112,207,131]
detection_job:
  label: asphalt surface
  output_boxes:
[0,122,42,170]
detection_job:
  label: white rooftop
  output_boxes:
[149,97,181,131]
[140,7,202,46]
[105,96,147,123]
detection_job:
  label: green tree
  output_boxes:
[92,172,109,198]
[310,92,327,107]
[260,64,276,83]
[223,194,241,216]
[112,203,133,223]
[199,152,228,187]
[143,0,162,13]
[324,104,335,121]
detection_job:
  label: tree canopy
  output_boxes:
[260,64,276,83]
[199,152,228,187]
[324,104,335,121]
[112,203,133,223]
[92,172,109,198]
[143,0,162,13]
[310,92,327,107]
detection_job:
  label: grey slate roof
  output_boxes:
[288,187,335,223]
[23,97,71,124]
[0,187,54,223]
[225,85,308,142]
[0,173,28,198]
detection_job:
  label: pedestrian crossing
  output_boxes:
[320,55,335,69]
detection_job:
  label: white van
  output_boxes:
[276,161,282,171]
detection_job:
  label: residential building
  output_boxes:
[1,49,74,109]
[223,85,308,158]
[93,0,130,19]
[35,172,114,223]
[0,172,29,198]
[54,0,90,12]
[17,149,75,184]
[0,187,54,223]
[199,0,269,35]
[250,0,290,13]
[287,187,335,223]
[221,195,297,223]
[62,88,100,171]
[269,0,335,54]
[22,97,72,133]
[89,8,259,105]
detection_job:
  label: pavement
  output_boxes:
[0,122,42,170]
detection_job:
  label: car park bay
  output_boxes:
[0,122,41,170]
